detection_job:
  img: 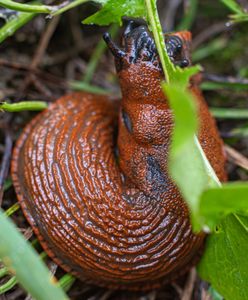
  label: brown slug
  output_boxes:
[11,23,226,290]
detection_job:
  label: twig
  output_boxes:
[192,22,233,49]
[181,268,197,300]
[22,16,61,94]
[203,73,248,85]
[99,290,113,300]
[160,0,183,31]
[0,130,12,207]
[225,145,248,171]
[31,16,61,70]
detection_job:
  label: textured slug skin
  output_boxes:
[11,27,226,290]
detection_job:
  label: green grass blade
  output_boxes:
[4,203,20,217]
[0,9,36,43]
[59,274,76,292]
[0,0,51,13]
[0,276,17,294]
[144,0,174,83]
[0,101,48,112]
[69,80,111,94]
[192,38,227,62]
[51,0,89,16]
[177,0,198,30]
[0,209,69,300]
[221,0,244,14]
[210,108,248,119]
[201,81,248,90]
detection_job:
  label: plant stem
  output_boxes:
[59,274,76,292]
[210,108,248,119]
[0,276,17,294]
[69,80,111,95]
[5,203,20,217]
[177,0,198,30]
[0,10,37,43]
[144,0,175,83]
[51,0,88,16]
[0,0,51,13]
[0,101,48,112]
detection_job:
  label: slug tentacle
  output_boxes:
[11,24,227,291]
[102,32,125,59]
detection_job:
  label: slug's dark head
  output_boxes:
[103,21,191,72]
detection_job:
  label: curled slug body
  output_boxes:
[11,25,226,290]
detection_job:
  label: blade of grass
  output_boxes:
[4,203,20,217]
[0,266,8,278]
[192,38,227,62]
[0,276,17,294]
[210,108,248,119]
[221,0,244,14]
[176,0,198,30]
[0,101,48,112]
[0,0,51,13]
[144,0,175,83]
[0,209,69,300]
[51,0,89,16]
[201,81,248,91]
[69,80,111,94]
[59,274,75,292]
[0,9,36,43]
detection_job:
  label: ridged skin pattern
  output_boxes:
[11,27,226,290]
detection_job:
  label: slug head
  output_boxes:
[104,23,193,194]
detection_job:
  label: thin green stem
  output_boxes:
[59,274,75,292]
[201,81,248,90]
[0,101,48,112]
[0,276,17,294]
[69,80,111,95]
[5,203,20,217]
[51,0,88,16]
[0,9,37,43]
[210,108,248,119]
[0,0,51,13]
[177,0,198,30]
[144,0,175,83]
[0,209,69,300]
[0,266,8,278]
[221,0,243,14]
[83,23,119,84]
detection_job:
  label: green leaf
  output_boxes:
[163,84,210,230]
[0,209,69,300]
[198,214,248,300]
[83,0,146,25]
[163,84,198,154]
[199,183,248,230]
[221,0,244,14]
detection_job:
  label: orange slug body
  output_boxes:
[11,25,226,290]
